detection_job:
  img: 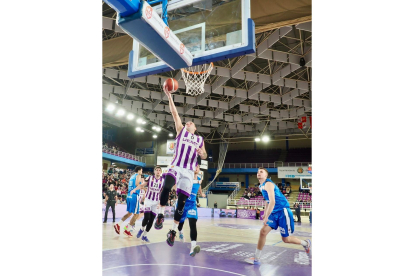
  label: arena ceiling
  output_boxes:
[102,1,312,142]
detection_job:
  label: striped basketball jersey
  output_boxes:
[128,173,140,196]
[170,127,203,171]
[145,175,165,201]
[259,178,290,213]
[187,176,202,203]
[138,187,146,201]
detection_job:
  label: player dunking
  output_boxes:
[135,166,165,242]
[246,167,311,265]
[177,164,206,256]
[114,166,143,237]
[154,84,208,247]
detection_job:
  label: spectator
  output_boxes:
[294,203,301,222]
[256,208,260,220]
[214,201,218,208]
[247,191,251,199]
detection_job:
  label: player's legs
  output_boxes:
[155,174,177,230]
[141,212,156,242]
[177,203,189,242]
[104,203,111,223]
[279,208,311,253]
[114,212,132,234]
[111,203,116,222]
[188,218,200,257]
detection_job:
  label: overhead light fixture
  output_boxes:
[169,133,173,137]
[127,114,134,120]
[142,121,146,124]
[153,135,157,138]
[255,138,260,142]
[116,109,125,117]
[106,104,115,112]
[136,118,142,124]
[135,127,141,132]
[140,129,144,132]
[262,136,270,142]
[152,126,156,130]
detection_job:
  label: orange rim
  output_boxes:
[182,62,213,75]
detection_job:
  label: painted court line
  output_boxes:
[103,264,246,275]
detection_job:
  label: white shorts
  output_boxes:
[166,165,194,197]
[144,199,159,216]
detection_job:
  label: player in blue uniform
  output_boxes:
[246,167,311,265]
[114,166,143,237]
[176,164,206,256]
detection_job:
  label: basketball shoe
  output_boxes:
[154,214,164,230]
[166,229,176,247]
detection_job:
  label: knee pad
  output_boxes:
[174,193,189,222]
[160,175,176,206]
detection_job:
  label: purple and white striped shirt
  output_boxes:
[145,175,165,202]
[170,127,203,171]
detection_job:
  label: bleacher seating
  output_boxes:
[296,192,312,202]
[224,149,282,163]
[285,148,311,162]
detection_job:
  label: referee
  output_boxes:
[104,184,118,223]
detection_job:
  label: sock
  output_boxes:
[141,226,145,231]
[300,240,308,247]
[254,249,262,260]
[191,241,197,250]
[118,219,125,226]
[172,223,178,231]
[143,230,148,237]
[129,224,135,232]
[160,207,165,215]
[179,230,183,236]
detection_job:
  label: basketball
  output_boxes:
[164,78,179,93]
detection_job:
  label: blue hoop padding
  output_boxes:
[103,0,140,17]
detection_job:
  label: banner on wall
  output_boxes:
[216,182,239,187]
[278,166,312,179]
[166,140,176,154]
[200,160,208,170]
[157,156,174,166]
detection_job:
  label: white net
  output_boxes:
[180,62,213,96]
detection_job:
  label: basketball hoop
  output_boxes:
[181,62,213,96]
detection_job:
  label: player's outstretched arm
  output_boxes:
[196,141,207,159]
[163,84,183,135]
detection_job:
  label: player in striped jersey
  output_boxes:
[246,167,311,265]
[155,85,208,247]
[135,166,165,242]
[176,164,206,257]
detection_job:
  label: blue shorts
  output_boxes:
[179,200,198,223]
[126,194,140,214]
[266,208,295,237]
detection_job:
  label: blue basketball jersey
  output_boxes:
[128,173,140,195]
[259,178,290,213]
[187,176,201,203]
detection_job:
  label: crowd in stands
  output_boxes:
[102,167,153,204]
[242,186,262,199]
[285,148,312,162]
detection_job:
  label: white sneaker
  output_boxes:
[303,239,311,253]
[189,245,200,257]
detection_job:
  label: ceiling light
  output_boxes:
[127,114,134,120]
[136,118,142,124]
[152,126,156,130]
[106,104,115,112]
[135,127,141,132]
[153,135,157,138]
[140,129,144,132]
[169,133,173,137]
[142,121,146,124]
[116,109,125,116]
[255,138,260,142]
[262,136,269,142]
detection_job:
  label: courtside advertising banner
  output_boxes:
[166,139,176,154]
[237,209,256,219]
[278,167,312,179]
[157,156,174,166]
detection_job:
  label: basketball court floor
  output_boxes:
[102,217,312,276]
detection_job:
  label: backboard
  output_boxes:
[128,0,255,78]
